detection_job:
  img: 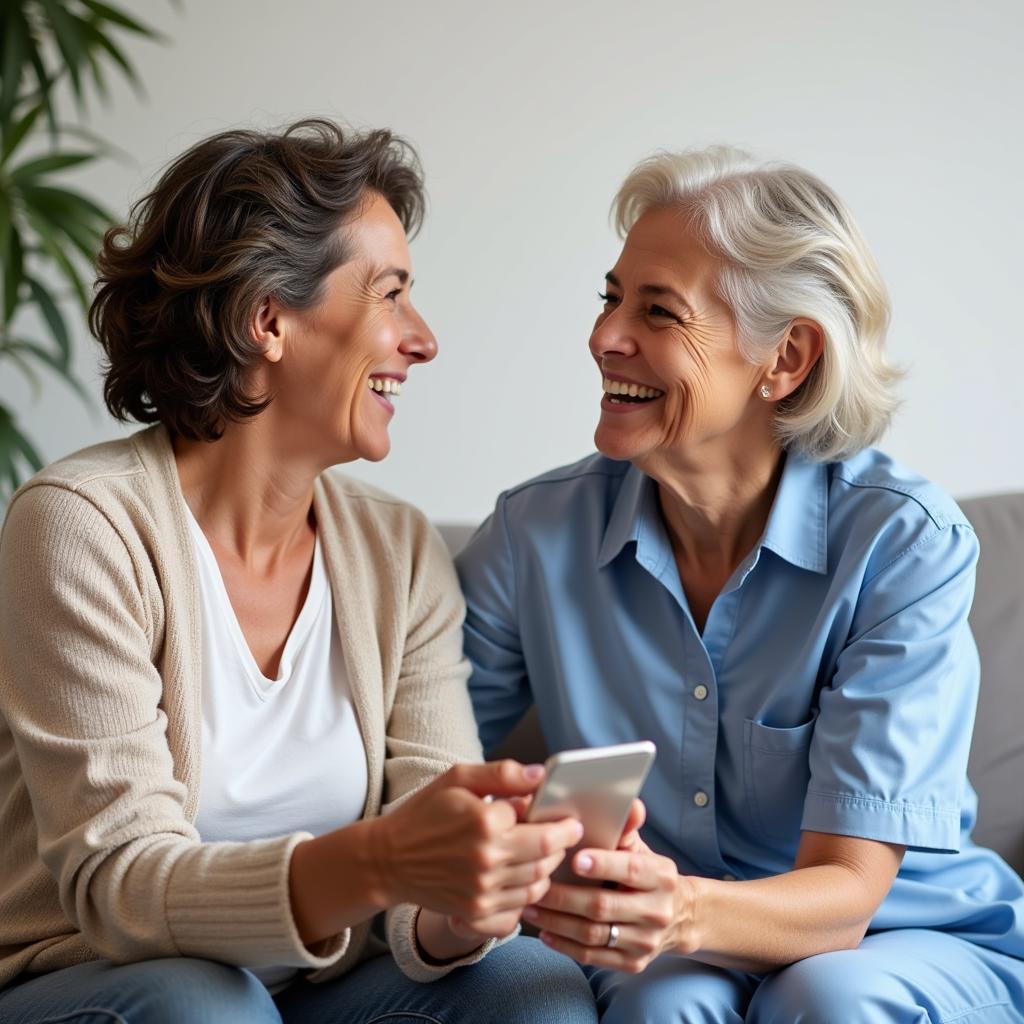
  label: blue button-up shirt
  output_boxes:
[457,448,1024,956]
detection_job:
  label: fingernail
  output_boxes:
[572,821,585,841]
[576,854,594,874]
[522,906,538,922]
[539,931,554,945]
[523,764,545,780]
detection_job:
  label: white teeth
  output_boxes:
[368,377,402,396]
[602,377,664,400]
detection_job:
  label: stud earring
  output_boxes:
[759,384,772,399]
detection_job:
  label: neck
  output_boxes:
[639,432,784,577]
[173,414,324,566]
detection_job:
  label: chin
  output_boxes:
[356,433,391,463]
[594,423,644,463]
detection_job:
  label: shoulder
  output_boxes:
[458,453,633,578]
[315,467,444,568]
[830,448,969,530]
[3,428,161,547]
[0,433,167,633]
[497,453,630,524]
[502,452,629,501]
[317,468,427,528]
[826,448,976,578]
[13,430,148,498]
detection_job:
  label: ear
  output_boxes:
[250,297,285,364]
[761,319,824,401]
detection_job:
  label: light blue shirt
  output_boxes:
[457,448,1024,956]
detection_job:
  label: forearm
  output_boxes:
[683,864,877,974]
[289,818,392,946]
[415,909,487,962]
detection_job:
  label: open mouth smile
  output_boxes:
[367,375,404,413]
[602,376,665,405]
[368,377,402,397]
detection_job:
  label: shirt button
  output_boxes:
[693,684,709,701]
[722,873,737,882]
[693,791,709,808]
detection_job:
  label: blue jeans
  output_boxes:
[0,936,597,1024]
[587,929,1024,1023]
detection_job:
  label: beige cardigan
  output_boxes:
[0,425,493,989]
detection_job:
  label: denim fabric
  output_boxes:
[0,937,597,1024]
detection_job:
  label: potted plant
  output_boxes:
[0,0,166,503]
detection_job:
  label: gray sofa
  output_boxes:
[437,490,1024,878]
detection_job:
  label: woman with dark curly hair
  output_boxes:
[0,119,597,1024]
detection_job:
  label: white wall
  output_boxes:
[7,0,1023,521]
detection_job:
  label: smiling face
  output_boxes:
[262,191,437,465]
[590,206,773,473]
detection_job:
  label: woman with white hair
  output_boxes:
[457,147,1024,1021]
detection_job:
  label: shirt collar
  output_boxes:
[596,451,829,575]
[760,451,829,574]
[597,463,660,570]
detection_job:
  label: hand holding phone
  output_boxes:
[526,741,656,884]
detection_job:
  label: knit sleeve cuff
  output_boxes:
[385,904,517,982]
[164,832,350,968]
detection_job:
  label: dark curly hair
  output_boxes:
[90,118,425,441]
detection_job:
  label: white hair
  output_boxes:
[613,146,902,461]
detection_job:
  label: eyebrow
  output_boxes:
[372,267,410,286]
[605,272,694,312]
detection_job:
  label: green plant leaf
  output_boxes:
[0,101,43,165]
[0,8,30,123]
[21,192,106,275]
[24,38,60,136]
[55,122,131,162]
[24,208,91,311]
[84,41,110,101]
[82,21,140,91]
[20,181,113,225]
[0,404,44,500]
[3,225,24,325]
[19,184,110,269]
[9,151,96,182]
[79,0,164,40]
[3,339,92,405]
[5,409,44,468]
[36,0,87,107]
[25,275,71,367]
[0,442,18,497]
[3,342,42,397]
[0,192,11,281]
[6,344,93,411]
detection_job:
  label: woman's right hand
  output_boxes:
[372,760,584,936]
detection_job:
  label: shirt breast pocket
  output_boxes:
[743,712,818,843]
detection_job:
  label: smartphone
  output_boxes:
[526,740,656,884]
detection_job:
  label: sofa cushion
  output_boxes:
[960,493,1024,875]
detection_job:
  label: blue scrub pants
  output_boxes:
[588,930,1024,1023]
[0,936,597,1024]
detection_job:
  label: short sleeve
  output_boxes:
[803,522,980,853]
[455,494,532,753]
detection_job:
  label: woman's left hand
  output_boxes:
[522,801,699,973]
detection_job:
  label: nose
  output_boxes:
[400,305,438,365]
[589,306,638,361]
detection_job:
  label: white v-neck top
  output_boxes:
[187,508,368,847]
